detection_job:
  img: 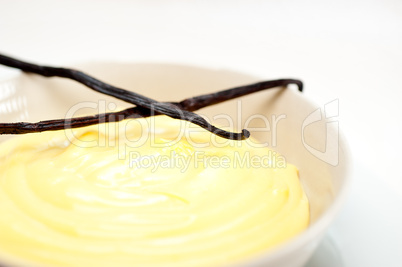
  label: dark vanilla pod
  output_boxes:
[0,53,302,140]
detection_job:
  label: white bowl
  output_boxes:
[0,63,351,267]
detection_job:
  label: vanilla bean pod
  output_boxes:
[0,54,303,138]
[179,79,302,112]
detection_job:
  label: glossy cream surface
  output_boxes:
[0,116,309,267]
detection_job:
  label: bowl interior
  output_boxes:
[0,63,349,267]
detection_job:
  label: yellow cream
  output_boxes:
[0,116,309,267]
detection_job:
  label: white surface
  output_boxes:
[1,0,402,266]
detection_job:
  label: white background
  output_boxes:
[1,0,402,266]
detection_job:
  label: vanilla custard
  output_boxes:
[0,116,309,267]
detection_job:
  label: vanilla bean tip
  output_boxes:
[242,129,250,139]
